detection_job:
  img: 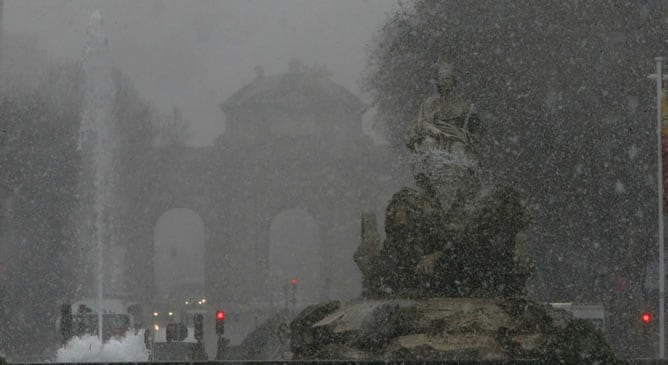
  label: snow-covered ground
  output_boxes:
[56,331,148,362]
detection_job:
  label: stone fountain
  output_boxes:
[288,60,617,362]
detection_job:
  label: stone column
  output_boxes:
[253,212,271,301]
[316,201,362,301]
[315,207,333,302]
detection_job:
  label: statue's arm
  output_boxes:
[405,101,428,148]
[418,101,450,137]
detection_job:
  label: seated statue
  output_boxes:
[404,60,483,213]
[404,61,482,153]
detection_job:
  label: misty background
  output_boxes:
[0,0,399,360]
[5,0,395,145]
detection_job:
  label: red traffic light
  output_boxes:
[215,310,225,335]
[291,278,297,286]
[641,312,652,324]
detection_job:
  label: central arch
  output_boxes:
[153,208,206,300]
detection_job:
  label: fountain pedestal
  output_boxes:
[290,297,615,362]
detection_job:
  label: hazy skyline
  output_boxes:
[4,0,397,145]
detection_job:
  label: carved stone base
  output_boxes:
[290,298,617,362]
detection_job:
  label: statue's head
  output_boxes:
[435,60,456,96]
[85,10,109,52]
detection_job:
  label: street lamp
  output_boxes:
[648,56,668,358]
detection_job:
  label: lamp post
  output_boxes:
[0,0,4,67]
[660,57,665,360]
[649,56,667,358]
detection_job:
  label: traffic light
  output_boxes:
[290,278,297,310]
[194,313,204,341]
[144,327,151,347]
[641,312,652,324]
[60,304,72,343]
[215,310,225,335]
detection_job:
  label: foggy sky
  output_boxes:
[4,0,397,146]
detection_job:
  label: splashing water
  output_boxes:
[56,332,149,362]
[78,10,117,341]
